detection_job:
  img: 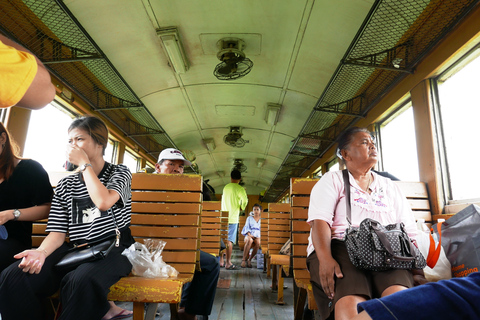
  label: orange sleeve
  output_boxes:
[0,40,38,108]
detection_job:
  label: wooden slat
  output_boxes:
[292,233,309,244]
[445,202,480,214]
[131,173,203,192]
[108,277,185,303]
[395,181,428,198]
[132,191,201,203]
[291,196,310,207]
[292,220,310,232]
[131,214,199,226]
[202,217,221,223]
[202,201,222,210]
[290,178,318,195]
[268,203,291,212]
[201,229,221,236]
[269,213,291,219]
[291,208,308,219]
[268,224,290,231]
[407,199,430,211]
[132,202,201,214]
[130,226,199,238]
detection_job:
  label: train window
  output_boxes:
[377,104,420,181]
[23,102,74,172]
[104,140,116,164]
[123,149,139,173]
[436,48,480,201]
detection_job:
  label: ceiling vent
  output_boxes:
[233,159,247,173]
[223,126,249,148]
[214,38,253,81]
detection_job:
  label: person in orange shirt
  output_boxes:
[0,33,55,110]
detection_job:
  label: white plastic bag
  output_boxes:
[122,239,179,278]
[416,220,451,282]
[256,249,264,269]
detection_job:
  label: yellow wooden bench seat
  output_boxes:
[107,173,202,320]
[267,202,291,305]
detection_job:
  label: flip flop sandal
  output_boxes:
[226,264,240,270]
[247,261,253,268]
[241,260,246,268]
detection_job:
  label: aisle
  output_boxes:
[117,246,295,320]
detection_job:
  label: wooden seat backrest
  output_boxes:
[201,201,222,255]
[260,210,269,251]
[238,215,247,249]
[290,178,318,281]
[129,173,202,277]
[395,181,433,224]
[267,203,291,255]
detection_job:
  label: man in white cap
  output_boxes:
[154,148,219,320]
[155,148,192,174]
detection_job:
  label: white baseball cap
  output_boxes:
[157,148,192,166]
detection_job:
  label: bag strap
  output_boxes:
[342,169,352,225]
[427,221,443,268]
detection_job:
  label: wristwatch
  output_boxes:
[13,209,21,221]
[79,163,92,172]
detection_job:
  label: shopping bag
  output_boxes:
[432,204,480,277]
[416,220,451,281]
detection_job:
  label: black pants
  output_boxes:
[0,242,132,320]
[180,250,220,316]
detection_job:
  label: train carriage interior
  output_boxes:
[2,0,480,319]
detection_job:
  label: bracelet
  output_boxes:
[36,248,48,256]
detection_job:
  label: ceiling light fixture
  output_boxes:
[256,158,265,168]
[265,103,281,126]
[203,138,216,151]
[156,27,189,74]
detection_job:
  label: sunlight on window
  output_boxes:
[123,150,138,173]
[23,103,73,172]
[438,53,480,200]
[379,106,419,181]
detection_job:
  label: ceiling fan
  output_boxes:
[223,126,249,148]
[233,159,247,173]
[214,37,253,80]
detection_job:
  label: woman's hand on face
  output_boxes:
[15,249,46,274]
[319,256,343,299]
[66,144,89,166]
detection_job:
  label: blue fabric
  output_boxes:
[358,272,480,320]
[241,216,261,238]
[228,223,238,244]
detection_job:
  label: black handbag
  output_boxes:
[55,237,117,270]
[55,210,121,270]
[342,170,426,271]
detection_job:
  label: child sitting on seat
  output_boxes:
[241,203,262,268]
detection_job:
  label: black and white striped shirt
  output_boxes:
[46,162,131,243]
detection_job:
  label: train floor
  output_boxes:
[116,245,295,320]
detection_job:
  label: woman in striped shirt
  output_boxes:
[0,116,135,320]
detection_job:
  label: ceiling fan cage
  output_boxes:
[223,127,249,148]
[214,38,253,80]
[233,159,247,173]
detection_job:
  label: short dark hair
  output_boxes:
[335,127,372,159]
[231,169,241,180]
[253,203,262,211]
[69,116,109,155]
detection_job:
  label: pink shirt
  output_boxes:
[307,170,418,257]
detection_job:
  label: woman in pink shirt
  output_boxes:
[306,127,426,320]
